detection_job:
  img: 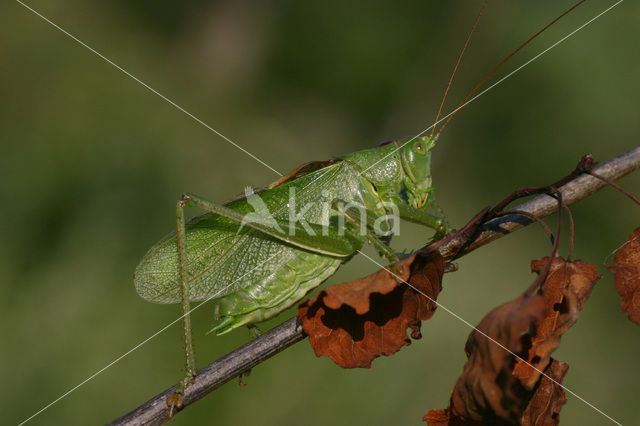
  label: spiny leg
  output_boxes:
[396,201,449,239]
[430,195,452,237]
[169,196,197,411]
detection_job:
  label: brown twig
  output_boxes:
[563,202,576,260]
[588,170,640,206]
[525,189,563,296]
[109,146,640,426]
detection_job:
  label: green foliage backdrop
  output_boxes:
[2,1,639,424]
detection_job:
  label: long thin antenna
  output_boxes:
[431,0,490,137]
[436,0,587,136]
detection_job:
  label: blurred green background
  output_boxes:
[2,1,639,424]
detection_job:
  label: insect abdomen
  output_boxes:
[210,250,342,334]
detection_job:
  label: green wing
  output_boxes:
[134,161,364,304]
[135,220,301,303]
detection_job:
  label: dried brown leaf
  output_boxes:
[424,360,569,426]
[297,250,444,368]
[424,293,546,425]
[423,409,453,426]
[513,257,600,388]
[424,257,595,425]
[607,226,640,325]
[521,360,569,426]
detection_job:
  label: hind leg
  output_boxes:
[167,197,197,412]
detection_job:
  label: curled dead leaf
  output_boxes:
[513,257,600,388]
[424,256,595,425]
[297,250,444,368]
[607,226,640,325]
[424,360,568,426]
[521,360,568,426]
[423,293,546,425]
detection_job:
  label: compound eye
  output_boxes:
[413,141,426,155]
